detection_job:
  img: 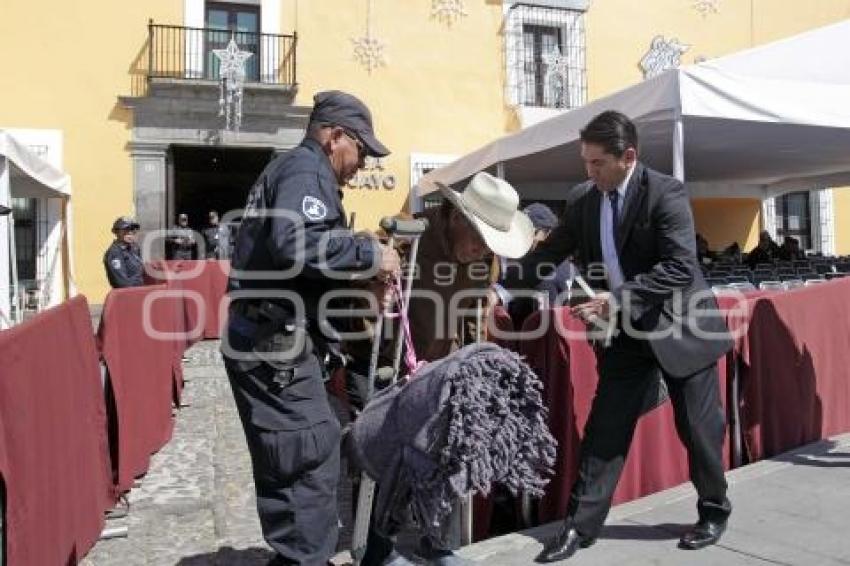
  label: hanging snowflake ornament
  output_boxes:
[432,0,467,24]
[351,35,387,73]
[639,35,690,80]
[692,0,720,17]
[351,0,387,73]
[213,38,253,131]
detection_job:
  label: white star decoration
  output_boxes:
[213,38,253,81]
[213,38,253,131]
[351,35,387,73]
[692,0,720,17]
[432,0,467,24]
[542,47,570,108]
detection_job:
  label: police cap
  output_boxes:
[309,90,390,158]
[112,216,140,232]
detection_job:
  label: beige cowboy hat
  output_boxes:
[435,172,534,259]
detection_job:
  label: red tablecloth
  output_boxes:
[98,285,178,493]
[740,278,850,461]
[146,260,230,339]
[205,260,230,337]
[0,296,113,565]
[487,305,517,351]
[518,307,730,525]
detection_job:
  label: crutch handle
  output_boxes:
[380,217,429,236]
[375,366,395,383]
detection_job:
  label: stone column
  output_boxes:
[131,142,169,260]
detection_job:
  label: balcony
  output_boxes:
[147,21,297,87]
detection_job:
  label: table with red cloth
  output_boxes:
[146,259,230,340]
[97,284,180,493]
[0,297,113,565]
[738,278,850,462]
[714,289,775,467]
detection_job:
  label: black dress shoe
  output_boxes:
[535,522,596,563]
[678,519,727,550]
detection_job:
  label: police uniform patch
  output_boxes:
[302,196,328,221]
[111,259,122,269]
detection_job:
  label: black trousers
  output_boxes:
[567,335,731,538]
[224,346,341,566]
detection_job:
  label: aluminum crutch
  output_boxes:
[351,216,429,565]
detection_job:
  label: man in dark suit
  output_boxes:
[502,111,733,562]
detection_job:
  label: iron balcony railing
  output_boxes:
[148,22,297,86]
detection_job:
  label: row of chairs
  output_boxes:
[706,261,850,281]
[707,271,847,291]
[713,260,849,270]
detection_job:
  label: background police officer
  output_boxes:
[103,216,144,288]
[167,212,197,260]
[202,210,229,259]
[223,90,400,566]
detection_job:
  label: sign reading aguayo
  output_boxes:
[347,157,397,190]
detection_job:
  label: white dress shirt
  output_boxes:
[599,164,635,292]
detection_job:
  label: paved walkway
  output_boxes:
[82,340,272,566]
[83,340,850,565]
[455,435,850,565]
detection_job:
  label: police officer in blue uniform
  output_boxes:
[223,90,400,566]
[103,216,144,288]
[202,210,230,259]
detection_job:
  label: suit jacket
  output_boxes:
[506,163,732,378]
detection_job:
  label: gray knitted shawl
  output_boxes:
[350,342,557,542]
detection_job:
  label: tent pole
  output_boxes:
[0,210,9,326]
[672,111,685,182]
[60,198,71,301]
[9,210,20,323]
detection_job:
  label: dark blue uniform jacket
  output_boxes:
[229,138,380,333]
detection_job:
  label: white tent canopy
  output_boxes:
[0,130,73,328]
[419,19,850,201]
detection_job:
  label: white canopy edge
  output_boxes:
[0,129,71,200]
[417,71,680,195]
[0,130,74,329]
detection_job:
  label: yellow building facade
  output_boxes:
[1,0,849,302]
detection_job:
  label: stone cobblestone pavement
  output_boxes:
[81,340,354,566]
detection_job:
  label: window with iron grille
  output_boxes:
[505,3,586,110]
[409,154,458,213]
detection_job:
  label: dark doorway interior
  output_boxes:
[172,145,273,231]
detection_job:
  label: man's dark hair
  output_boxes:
[306,121,329,140]
[580,110,638,157]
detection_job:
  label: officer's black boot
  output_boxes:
[360,527,392,566]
